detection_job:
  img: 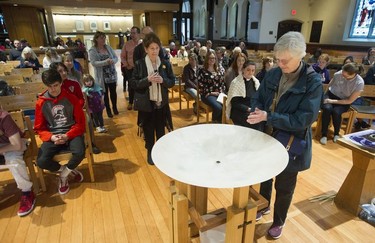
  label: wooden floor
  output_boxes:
[1,56,375,242]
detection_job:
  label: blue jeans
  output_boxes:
[321,91,350,136]
[184,87,198,100]
[201,95,223,123]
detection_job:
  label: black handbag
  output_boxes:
[274,130,307,159]
[133,90,152,112]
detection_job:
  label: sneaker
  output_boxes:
[18,191,36,217]
[96,127,102,133]
[268,223,284,239]
[100,126,107,133]
[354,121,362,130]
[256,207,271,221]
[333,135,340,143]
[58,176,70,195]
[92,145,101,154]
[361,121,371,129]
[70,169,84,183]
[127,103,133,110]
[320,136,327,145]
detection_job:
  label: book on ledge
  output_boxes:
[343,129,375,152]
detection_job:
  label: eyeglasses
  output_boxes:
[275,57,293,65]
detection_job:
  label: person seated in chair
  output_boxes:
[0,110,36,216]
[34,69,86,195]
[226,60,260,127]
[182,53,199,113]
[320,63,364,145]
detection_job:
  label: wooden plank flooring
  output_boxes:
[1,55,375,242]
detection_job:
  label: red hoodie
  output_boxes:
[34,89,85,142]
[61,79,84,107]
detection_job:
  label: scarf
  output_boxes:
[226,74,260,119]
[82,83,103,96]
[145,55,162,105]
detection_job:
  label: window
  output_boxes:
[350,0,375,38]
[200,9,206,37]
[229,2,239,38]
[182,0,191,13]
[221,4,228,38]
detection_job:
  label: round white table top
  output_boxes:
[152,124,288,188]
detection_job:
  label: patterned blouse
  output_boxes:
[197,67,226,97]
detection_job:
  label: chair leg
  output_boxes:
[86,144,95,182]
[37,167,47,192]
[24,156,40,194]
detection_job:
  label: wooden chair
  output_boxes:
[5,111,41,194]
[178,76,196,110]
[0,64,14,75]
[196,86,212,123]
[0,74,24,86]
[0,93,38,112]
[14,82,46,95]
[11,68,34,81]
[171,65,183,101]
[221,96,232,124]
[345,85,375,133]
[36,98,96,191]
[30,73,42,83]
[6,61,21,68]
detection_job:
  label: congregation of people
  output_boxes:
[2,27,375,240]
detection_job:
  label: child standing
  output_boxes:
[82,74,107,133]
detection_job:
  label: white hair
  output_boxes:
[274,31,306,59]
[21,46,37,59]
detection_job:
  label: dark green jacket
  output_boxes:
[252,62,323,172]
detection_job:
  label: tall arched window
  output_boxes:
[221,4,228,38]
[195,10,200,37]
[229,2,239,38]
[200,9,206,37]
[245,0,251,41]
[182,0,191,13]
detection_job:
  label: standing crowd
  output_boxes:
[2,28,375,241]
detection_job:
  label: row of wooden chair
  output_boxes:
[0,92,96,193]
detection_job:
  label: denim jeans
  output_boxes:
[201,95,223,123]
[321,91,350,136]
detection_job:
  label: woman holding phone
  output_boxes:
[130,32,175,165]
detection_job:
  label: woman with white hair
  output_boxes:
[20,47,42,71]
[247,31,322,239]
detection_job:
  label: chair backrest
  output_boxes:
[172,65,183,79]
[0,93,38,112]
[11,68,34,79]
[0,74,24,86]
[9,111,38,154]
[6,61,20,68]
[361,85,375,98]
[30,73,42,83]
[14,82,46,95]
[0,64,14,75]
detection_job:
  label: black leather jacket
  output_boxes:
[130,58,175,109]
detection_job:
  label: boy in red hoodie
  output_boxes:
[34,69,85,195]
